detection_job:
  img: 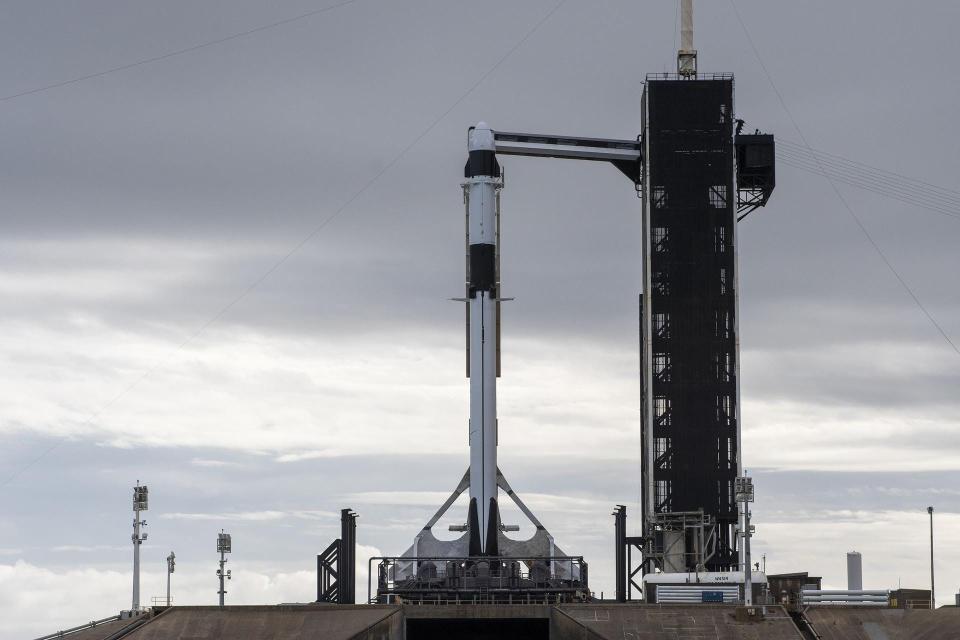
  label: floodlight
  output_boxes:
[132,485,149,511]
[734,476,754,503]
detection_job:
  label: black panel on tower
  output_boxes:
[641,75,740,572]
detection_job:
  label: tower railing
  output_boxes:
[369,555,588,604]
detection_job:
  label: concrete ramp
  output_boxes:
[553,604,803,640]
[804,607,960,640]
[124,605,401,640]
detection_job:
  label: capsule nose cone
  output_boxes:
[468,121,495,152]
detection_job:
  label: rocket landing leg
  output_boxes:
[395,468,575,581]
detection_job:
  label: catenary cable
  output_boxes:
[729,0,960,358]
[0,0,571,489]
[775,144,960,217]
[776,159,960,220]
[776,152,960,220]
[777,147,960,212]
[778,140,960,199]
[776,148,960,212]
[0,0,359,103]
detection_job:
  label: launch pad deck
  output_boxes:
[44,604,960,640]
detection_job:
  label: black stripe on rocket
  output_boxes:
[464,149,499,179]
[465,149,500,300]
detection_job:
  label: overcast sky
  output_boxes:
[1,0,958,637]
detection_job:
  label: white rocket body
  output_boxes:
[395,121,582,570]
[465,122,499,553]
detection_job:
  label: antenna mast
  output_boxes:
[217,530,232,607]
[131,483,148,612]
[678,0,697,77]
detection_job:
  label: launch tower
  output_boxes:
[639,2,774,577]
[640,74,742,571]
[377,0,775,604]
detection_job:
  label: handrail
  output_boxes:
[32,614,123,640]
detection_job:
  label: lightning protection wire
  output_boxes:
[0,0,361,103]
[777,152,960,221]
[776,148,960,214]
[776,143,960,219]
[778,140,960,203]
[0,0,571,489]
[729,0,960,358]
[777,148,960,211]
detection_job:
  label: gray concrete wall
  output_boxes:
[350,607,402,640]
[554,604,803,640]
[43,602,821,639]
[122,605,401,640]
[550,608,607,640]
[804,606,960,640]
[401,603,552,620]
[38,617,147,640]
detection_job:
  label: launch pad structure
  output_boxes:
[370,0,777,607]
[375,1,775,603]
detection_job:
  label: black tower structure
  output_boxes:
[317,508,357,604]
[641,74,743,572]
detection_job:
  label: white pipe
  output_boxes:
[132,511,140,611]
[218,550,226,607]
[680,0,694,52]
[742,500,752,605]
[802,590,889,596]
[817,604,889,607]
[803,595,889,601]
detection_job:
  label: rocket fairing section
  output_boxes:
[464,122,500,555]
